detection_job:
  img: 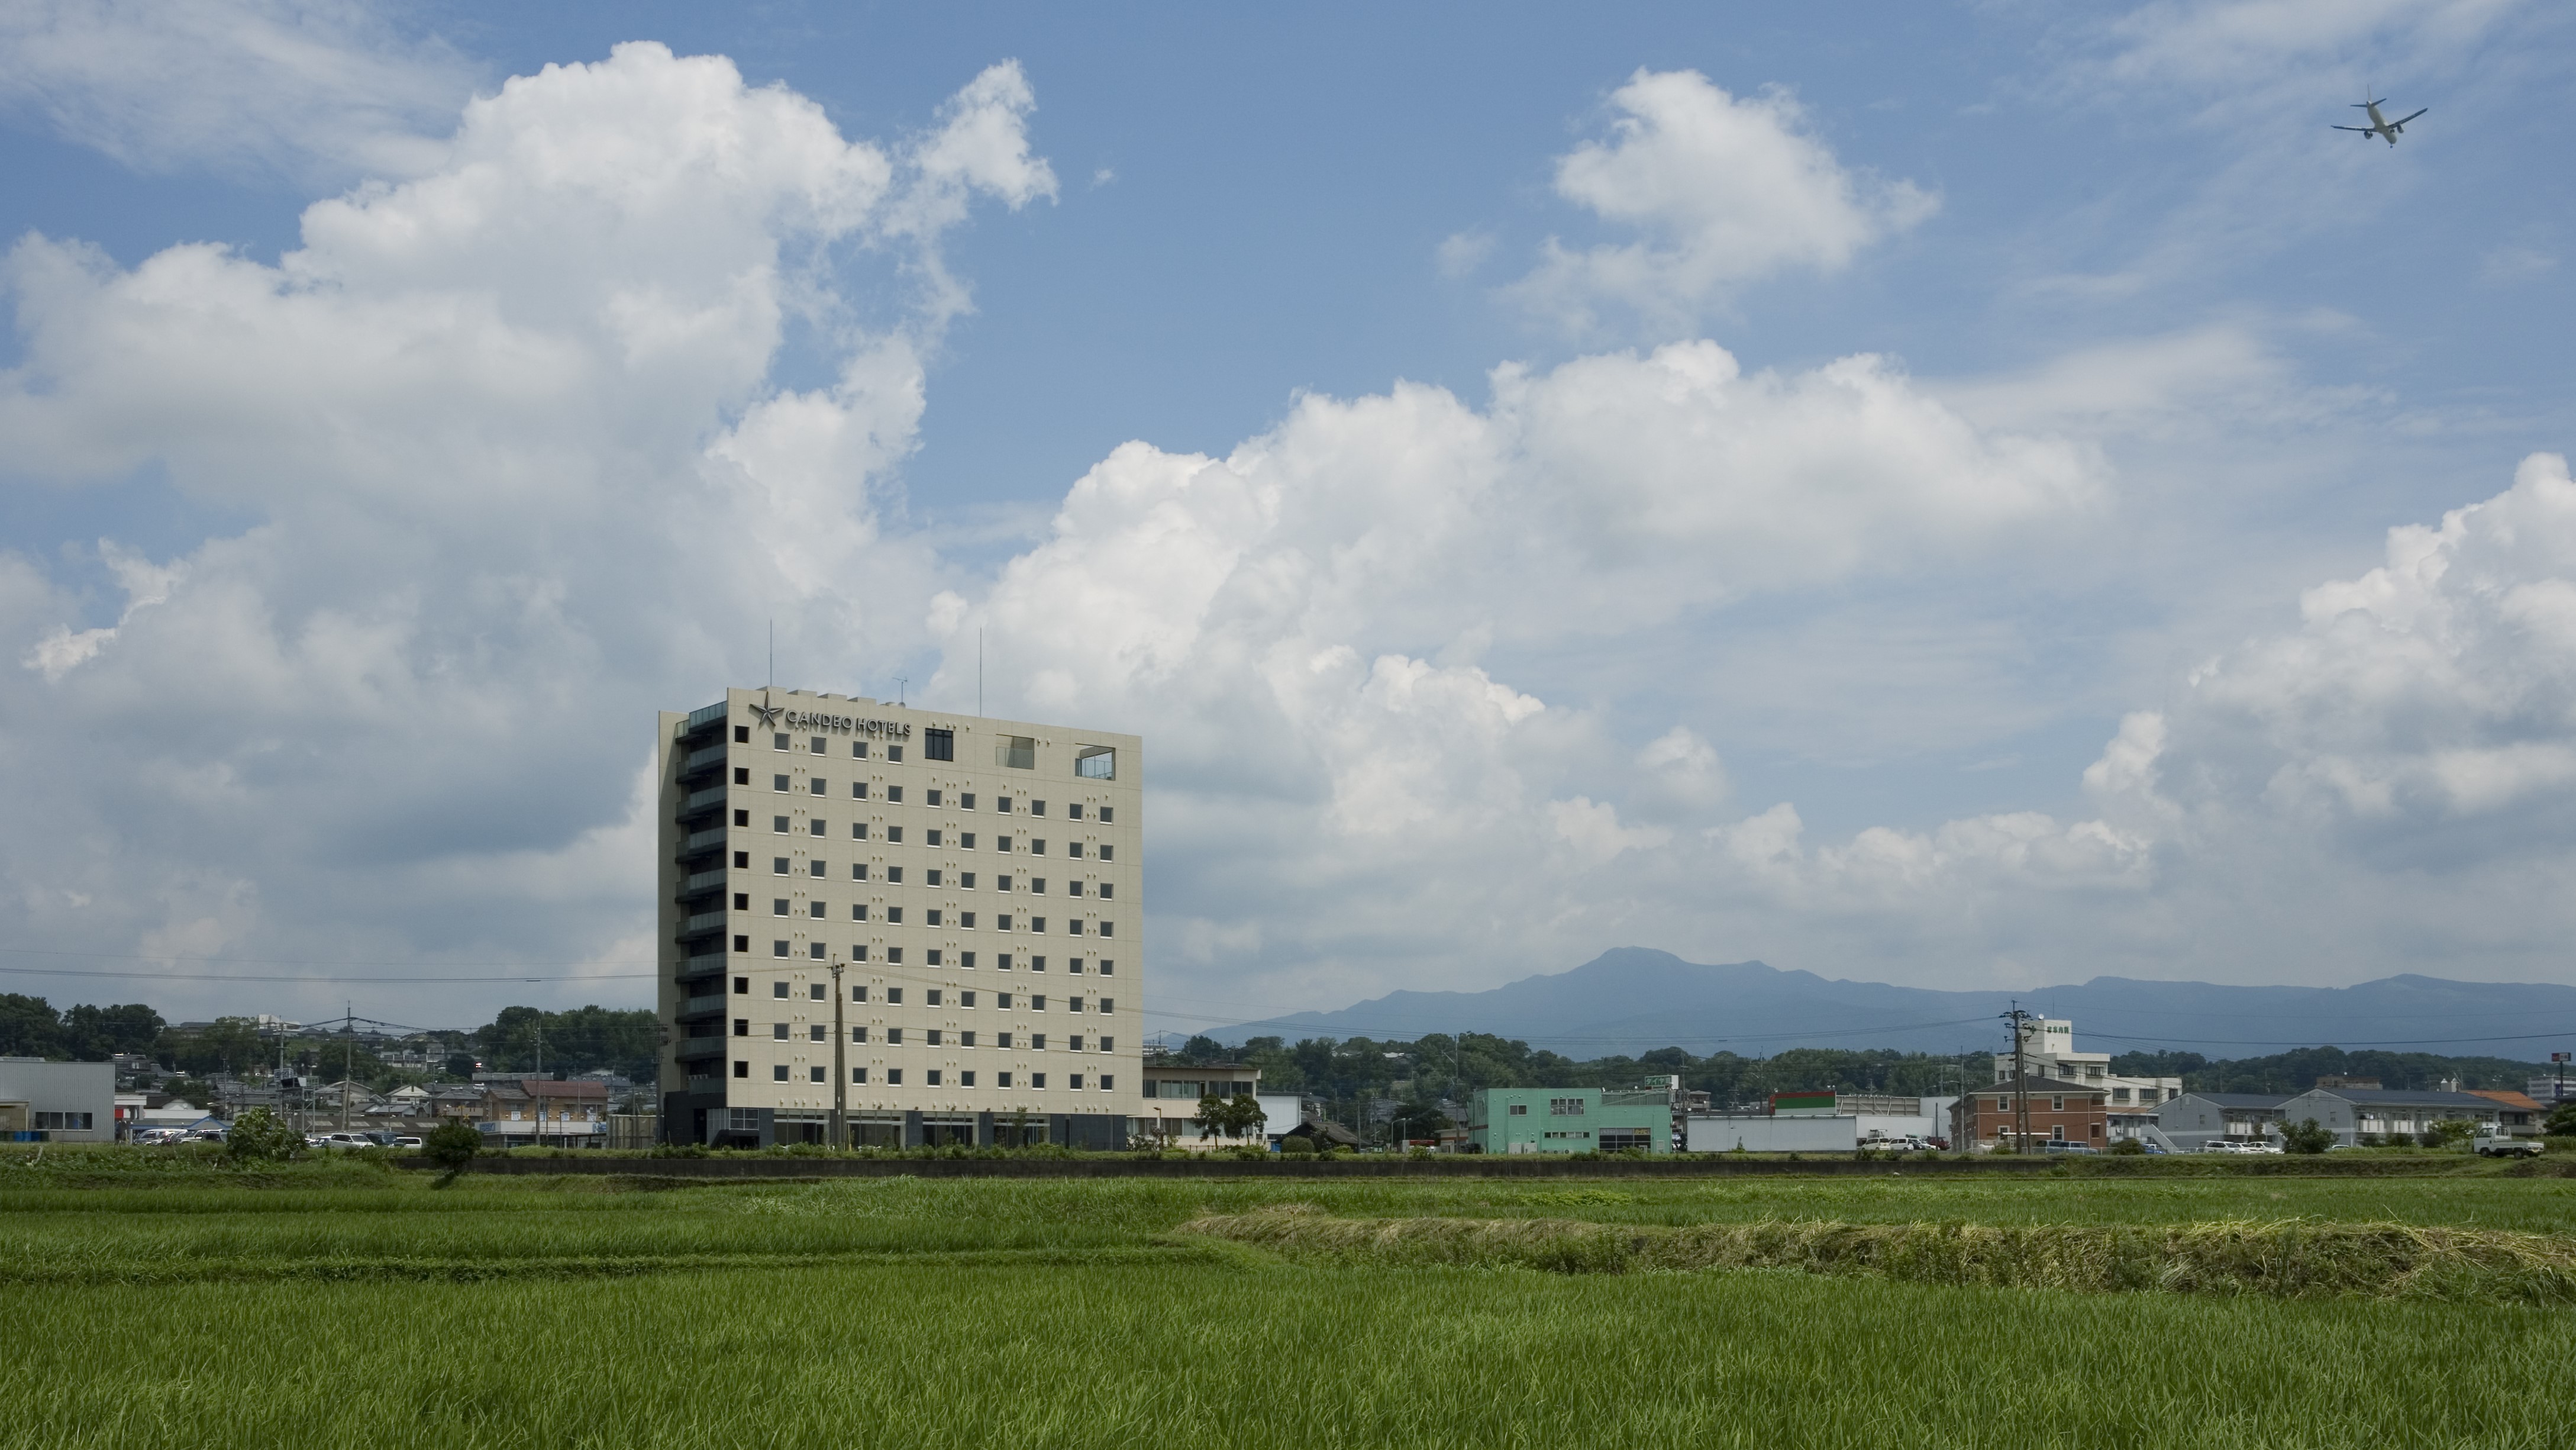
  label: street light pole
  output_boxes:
[830,960,847,1151]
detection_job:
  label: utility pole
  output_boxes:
[2000,1003,2034,1153]
[831,959,848,1150]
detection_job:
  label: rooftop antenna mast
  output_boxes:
[895,675,907,707]
[767,618,773,688]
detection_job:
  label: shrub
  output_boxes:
[2108,1138,2147,1156]
[221,1107,301,1164]
[422,1119,483,1170]
[2281,1118,2337,1155]
[1280,1135,1315,1155]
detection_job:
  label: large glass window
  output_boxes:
[1076,746,1115,779]
[924,727,955,761]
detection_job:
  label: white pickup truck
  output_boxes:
[2473,1127,2543,1158]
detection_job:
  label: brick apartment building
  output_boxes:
[1949,1076,2109,1151]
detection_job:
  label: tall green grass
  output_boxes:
[1,1260,2562,1449]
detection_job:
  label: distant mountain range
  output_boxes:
[1212,948,2576,1062]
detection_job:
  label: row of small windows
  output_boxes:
[728,935,1116,968]
[735,1022,1112,1046]
[741,922,1115,959]
[728,722,1114,780]
[750,865,1112,894]
[730,1064,1108,1090]
[731,811,1115,858]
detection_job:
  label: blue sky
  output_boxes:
[3,1,2574,1034]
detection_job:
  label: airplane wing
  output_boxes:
[2393,109,2427,126]
[2329,125,2371,133]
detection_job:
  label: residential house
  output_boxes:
[2274,1086,2502,1146]
[477,1079,608,1147]
[1949,1077,2109,1152]
[2467,1089,2545,1138]
[2152,1093,2291,1152]
[1133,1061,1262,1149]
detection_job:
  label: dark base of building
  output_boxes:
[661,1092,1124,1151]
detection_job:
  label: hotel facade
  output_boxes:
[657,688,1141,1148]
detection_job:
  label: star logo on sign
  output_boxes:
[749,702,782,729]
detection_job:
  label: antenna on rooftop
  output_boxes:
[895,674,907,707]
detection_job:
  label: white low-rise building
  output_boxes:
[1994,1018,2179,1142]
[0,1058,115,1142]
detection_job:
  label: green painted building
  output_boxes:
[1467,1085,1671,1155]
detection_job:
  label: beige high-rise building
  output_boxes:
[657,687,1141,1148]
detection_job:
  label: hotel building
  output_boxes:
[657,688,1141,1148]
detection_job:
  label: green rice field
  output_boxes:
[3,1150,2569,1449]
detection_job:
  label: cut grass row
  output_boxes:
[1187,1207,2576,1303]
[2,1258,2564,1450]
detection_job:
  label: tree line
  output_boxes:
[1170,1031,2551,1119]
[0,993,660,1090]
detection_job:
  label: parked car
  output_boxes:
[310,1132,375,1151]
[390,1135,424,1149]
[2041,1142,2099,1154]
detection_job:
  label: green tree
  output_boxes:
[2280,1117,2336,1154]
[1195,1091,1267,1143]
[2545,1100,2576,1137]
[422,1118,484,1170]
[0,994,64,1058]
[2419,1119,2477,1151]
[59,1003,164,1058]
[224,1107,302,1163]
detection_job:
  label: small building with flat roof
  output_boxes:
[0,1058,114,1142]
[1469,1085,1670,1155]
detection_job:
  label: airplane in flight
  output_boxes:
[2332,97,2426,146]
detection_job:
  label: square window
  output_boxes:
[853,985,868,1003]
[809,735,827,753]
[928,789,944,807]
[732,977,749,994]
[928,948,944,965]
[887,907,903,925]
[961,951,976,969]
[1070,958,1084,975]
[732,935,750,953]
[734,850,749,868]
[928,1029,944,1047]
[774,733,790,750]
[1099,807,1113,825]
[1032,1032,1047,1049]
[1099,959,1113,976]
[886,1068,902,1085]
[773,898,789,916]
[960,834,976,850]
[734,809,749,827]
[886,866,903,884]
[773,816,789,833]
[733,1061,748,1078]
[925,727,955,761]
[1070,997,1085,1013]
[887,1027,903,1045]
[773,1023,788,1039]
[732,1019,748,1036]
[1031,801,1046,817]
[928,989,944,1007]
[999,1030,1014,1046]
[852,863,869,881]
[853,741,868,759]
[734,726,750,743]
[851,944,869,961]
[927,869,943,888]
[887,827,903,844]
[808,983,825,1002]
[887,987,903,1004]
[998,797,1013,813]
[1099,884,1115,901]
[887,948,903,965]
[853,823,869,840]
[853,1026,867,1043]
[1100,1074,1113,1092]
[1032,878,1047,894]
[773,774,791,792]
[1099,921,1114,938]
[961,793,976,810]
[928,910,943,929]
[1070,1074,1084,1090]
[1076,747,1114,781]
[852,1067,868,1084]
[808,902,825,920]
[1031,956,1046,972]
[961,990,977,1008]
[927,1069,943,1086]
[960,1069,977,1087]
[809,820,827,837]
[888,746,903,762]
[1032,1072,1045,1088]
[734,767,751,785]
[772,856,789,874]
[809,1066,825,1083]
[1099,845,1113,862]
[1032,917,1047,933]
[928,829,943,848]
[773,1064,789,1082]
[1069,803,1085,820]
[809,860,826,878]
[809,942,825,959]
[811,777,827,795]
[1070,1035,1085,1051]
[999,1071,1012,1087]
[887,786,903,804]
[1100,998,1114,1014]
